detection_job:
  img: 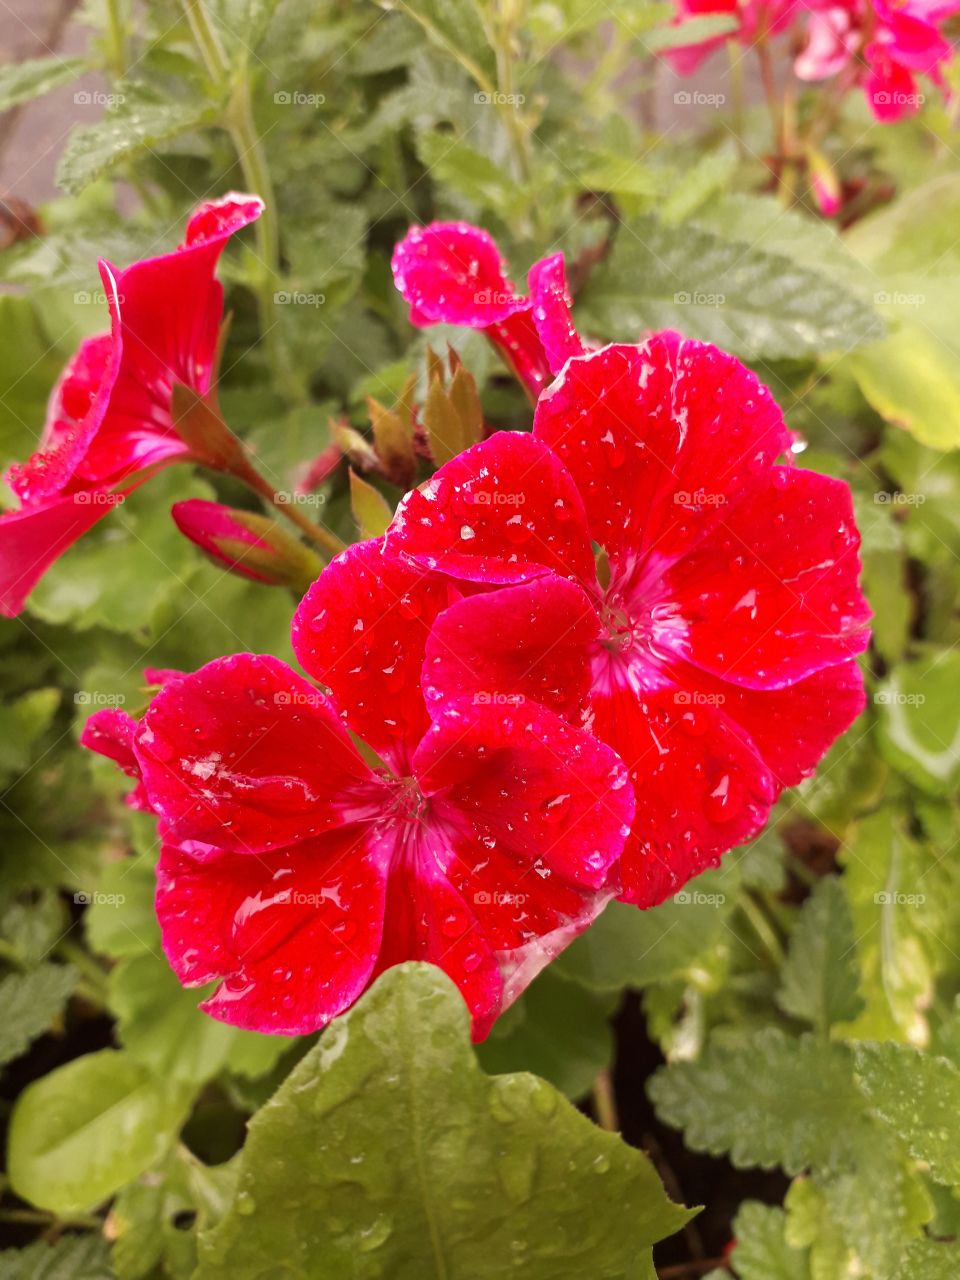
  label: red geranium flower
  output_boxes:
[392,221,582,402]
[385,331,870,906]
[0,193,262,617]
[83,539,633,1038]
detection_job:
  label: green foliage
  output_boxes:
[0,964,77,1067]
[195,965,692,1280]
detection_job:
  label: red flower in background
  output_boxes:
[392,221,582,402]
[796,0,960,121]
[386,302,870,904]
[663,0,799,74]
[0,194,262,617]
[84,539,633,1039]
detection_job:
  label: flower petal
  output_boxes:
[391,221,526,327]
[528,252,584,373]
[0,492,118,617]
[156,829,388,1035]
[134,653,373,854]
[591,685,776,907]
[80,707,150,810]
[421,573,600,723]
[664,467,871,688]
[292,539,455,774]
[385,431,596,588]
[534,337,791,570]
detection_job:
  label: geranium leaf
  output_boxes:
[777,877,864,1033]
[0,964,78,1068]
[195,963,692,1279]
[7,1049,194,1216]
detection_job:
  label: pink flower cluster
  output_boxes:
[665,0,960,122]
[83,219,869,1042]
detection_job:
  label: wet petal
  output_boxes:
[533,336,791,572]
[292,538,455,774]
[80,707,150,810]
[134,653,373,854]
[391,221,526,327]
[664,467,871,688]
[422,573,600,723]
[156,828,388,1036]
[0,492,118,618]
[528,252,584,373]
[385,431,596,588]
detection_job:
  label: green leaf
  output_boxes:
[0,57,86,113]
[195,964,692,1279]
[384,0,497,89]
[0,1235,114,1279]
[848,322,960,451]
[109,950,289,1086]
[0,964,78,1067]
[648,1029,869,1174]
[0,689,60,782]
[777,878,864,1034]
[854,1042,960,1187]
[875,651,960,795]
[57,101,221,195]
[892,1238,960,1279]
[578,215,881,359]
[475,969,615,1099]
[729,1202,811,1280]
[349,469,395,538]
[0,296,71,467]
[554,864,736,990]
[85,847,161,960]
[7,1049,193,1216]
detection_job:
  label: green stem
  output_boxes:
[591,1070,619,1132]
[232,456,346,556]
[739,891,786,967]
[180,0,286,386]
[105,0,127,79]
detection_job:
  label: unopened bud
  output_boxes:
[172,500,323,590]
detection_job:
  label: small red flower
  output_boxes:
[83,540,633,1038]
[392,221,577,402]
[0,194,262,616]
[385,336,870,906]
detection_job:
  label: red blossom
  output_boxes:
[391,221,579,401]
[84,540,634,1039]
[384,328,870,906]
[0,194,262,617]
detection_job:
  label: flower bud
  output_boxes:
[172,499,323,590]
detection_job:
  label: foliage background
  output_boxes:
[1,1,960,1276]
